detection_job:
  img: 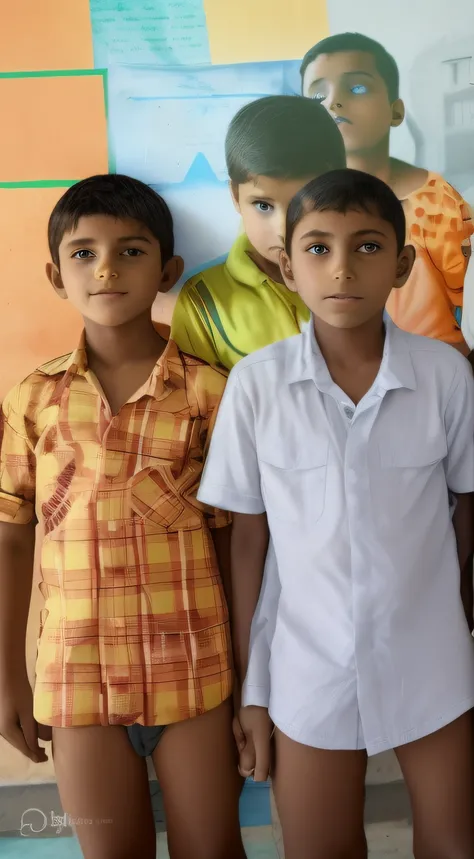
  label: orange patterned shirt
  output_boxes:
[0,337,232,728]
[386,173,473,348]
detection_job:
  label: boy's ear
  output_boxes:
[46,262,67,300]
[393,244,416,290]
[279,250,297,293]
[390,98,405,129]
[159,256,184,294]
[229,181,241,214]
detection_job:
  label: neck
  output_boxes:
[313,314,385,369]
[84,312,166,370]
[346,138,391,185]
[247,248,284,284]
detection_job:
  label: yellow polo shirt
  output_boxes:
[171,234,310,370]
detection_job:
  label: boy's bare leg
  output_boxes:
[53,725,156,859]
[151,698,245,859]
[272,728,368,859]
[395,711,474,859]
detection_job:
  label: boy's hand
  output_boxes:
[233,705,272,782]
[0,671,49,763]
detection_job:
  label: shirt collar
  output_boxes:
[226,233,277,288]
[58,326,180,404]
[287,313,417,393]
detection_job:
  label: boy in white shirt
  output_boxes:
[198,169,474,858]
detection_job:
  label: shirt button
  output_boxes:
[344,406,354,419]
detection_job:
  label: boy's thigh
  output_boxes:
[395,710,474,858]
[151,698,245,859]
[272,728,368,859]
[52,725,156,859]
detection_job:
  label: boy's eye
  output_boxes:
[73,249,94,260]
[358,242,380,254]
[312,91,326,102]
[253,201,273,214]
[122,248,144,257]
[351,84,368,95]
[308,244,329,255]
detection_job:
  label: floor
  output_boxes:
[0,821,414,858]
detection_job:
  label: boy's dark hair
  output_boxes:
[225,95,346,185]
[285,169,406,255]
[48,174,174,267]
[300,33,399,103]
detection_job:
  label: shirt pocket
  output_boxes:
[259,439,329,525]
[379,435,447,470]
[130,466,202,532]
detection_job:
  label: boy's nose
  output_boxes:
[333,269,354,280]
[332,257,355,280]
[94,266,118,280]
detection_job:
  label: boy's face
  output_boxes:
[280,207,414,329]
[302,51,403,155]
[231,175,315,266]
[47,215,182,328]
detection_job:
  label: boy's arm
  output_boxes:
[452,494,474,630]
[444,357,474,628]
[210,524,232,611]
[231,513,269,691]
[0,390,46,761]
[171,281,221,366]
[426,185,473,354]
[197,371,272,780]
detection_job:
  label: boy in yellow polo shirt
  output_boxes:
[171,95,346,370]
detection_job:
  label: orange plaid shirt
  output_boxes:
[0,337,233,728]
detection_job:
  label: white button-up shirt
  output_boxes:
[198,319,474,754]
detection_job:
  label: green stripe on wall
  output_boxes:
[0,69,107,79]
[0,181,78,189]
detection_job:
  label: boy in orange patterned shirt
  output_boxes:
[0,175,245,859]
[301,32,473,354]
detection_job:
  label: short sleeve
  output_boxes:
[444,359,474,494]
[461,235,474,350]
[171,281,220,366]
[423,185,473,302]
[0,386,36,524]
[198,369,265,515]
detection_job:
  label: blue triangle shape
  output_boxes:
[184,152,220,185]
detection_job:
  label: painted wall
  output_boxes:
[1,0,473,789]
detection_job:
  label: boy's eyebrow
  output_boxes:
[300,228,388,240]
[65,234,152,248]
[310,70,375,86]
[249,193,276,202]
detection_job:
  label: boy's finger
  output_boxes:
[20,714,47,763]
[38,723,52,743]
[232,716,246,751]
[2,722,40,763]
[253,727,271,782]
[239,737,256,778]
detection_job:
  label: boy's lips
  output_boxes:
[92,290,126,296]
[325,294,362,301]
[333,115,352,125]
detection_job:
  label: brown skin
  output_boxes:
[230,174,317,284]
[302,50,427,198]
[0,521,51,763]
[302,49,471,358]
[47,214,183,413]
[230,513,273,782]
[281,206,415,402]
